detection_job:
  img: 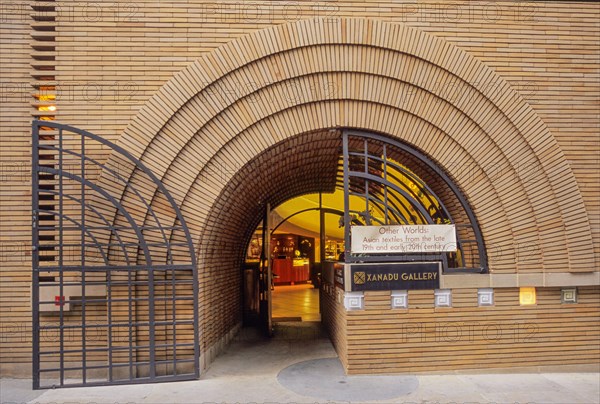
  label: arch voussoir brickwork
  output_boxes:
[97,19,595,331]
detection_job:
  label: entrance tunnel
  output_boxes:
[198,128,485,366]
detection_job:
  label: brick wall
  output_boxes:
[1,1,598,376]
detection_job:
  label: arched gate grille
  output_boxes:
[32,121,199,388]
[341,130,487,272]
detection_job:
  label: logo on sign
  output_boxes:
[354,271,366,285]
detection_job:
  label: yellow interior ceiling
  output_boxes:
[273,191,345,240]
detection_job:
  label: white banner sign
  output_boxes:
[351,225,457,254]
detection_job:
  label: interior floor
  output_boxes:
[272,284,320,322]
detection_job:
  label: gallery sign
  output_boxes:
[351,225,457,254]
[350,262,441,291]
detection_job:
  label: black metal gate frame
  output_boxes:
[341,129,488,273]
[32,121,199,388]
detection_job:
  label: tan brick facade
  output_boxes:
[1,1,598,377]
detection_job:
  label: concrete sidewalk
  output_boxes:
[2,323,599,404]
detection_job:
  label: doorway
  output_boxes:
[244,192,347,329]
[234,129,486,336]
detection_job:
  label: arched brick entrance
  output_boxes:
[96,17,595,369]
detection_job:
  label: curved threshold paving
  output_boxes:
[277,357,419,402]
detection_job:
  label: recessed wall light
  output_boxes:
[519,287,536,305]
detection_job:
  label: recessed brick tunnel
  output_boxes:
[196,129,340,354]
[195,127,487,356]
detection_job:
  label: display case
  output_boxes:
[271,234,314,284]
[324,239,344,261]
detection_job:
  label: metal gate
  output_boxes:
[32,121,199,388]
[341,129,487,272]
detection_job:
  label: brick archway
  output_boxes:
[96,17,595,359]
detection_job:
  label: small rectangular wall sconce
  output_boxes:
[344,291,364,311]
[434,289,452,307]
[391,290,408,309]
[478,288,494,306]
[519,287,537,305]
[561,288,577,304]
